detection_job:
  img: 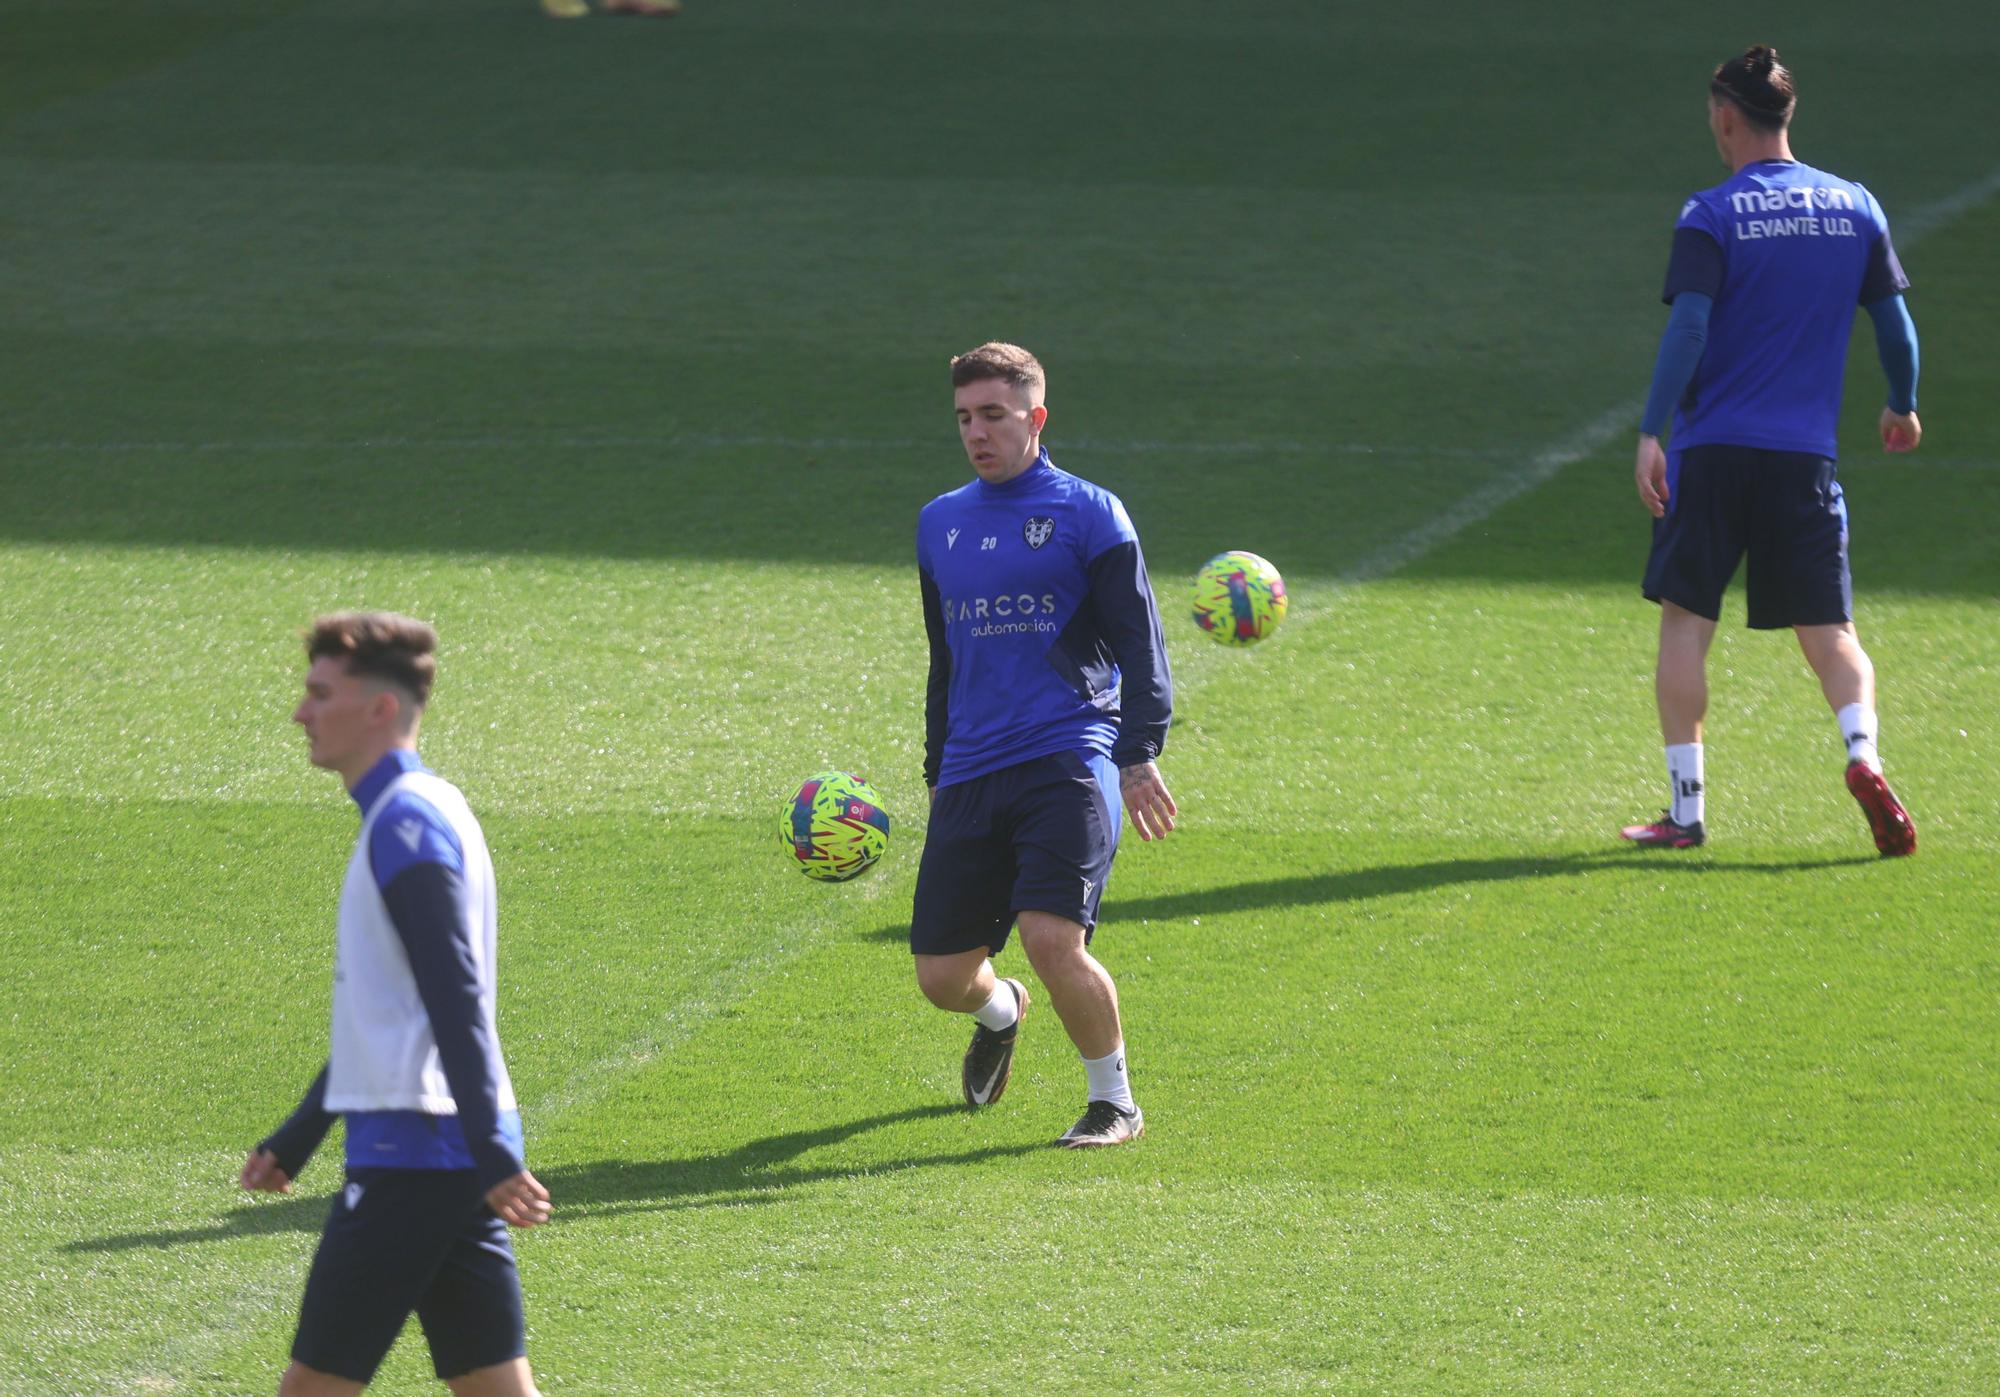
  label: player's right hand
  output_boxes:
[487,1170,553,1229]
[239,1148,292,1194]
[1119,761,1178,842]
[1635,434,1669,518]
[1880,407,1921,453]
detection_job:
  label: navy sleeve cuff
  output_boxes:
[259,1063,334,1180]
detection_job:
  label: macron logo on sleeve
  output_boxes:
[367,787,466,888]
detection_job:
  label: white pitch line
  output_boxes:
[1894,163,2000,241]
[1336,400,1640,585]
[1328,162,2000,590]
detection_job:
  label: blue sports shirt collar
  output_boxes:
[975,447,1054,497]
[349,748,429,816]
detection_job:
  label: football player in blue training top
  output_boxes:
[913,342,1176,1148]
[241,612,550,1396]
[1624,44,1920,856]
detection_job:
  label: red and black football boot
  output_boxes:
[1620,812,1706,848]
[1845,762,1916,857]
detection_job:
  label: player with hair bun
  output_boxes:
[1623,45,1921,856]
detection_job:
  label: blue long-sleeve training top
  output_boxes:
[917,448,1172,788]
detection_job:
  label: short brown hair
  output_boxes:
[304,610,439,707]
[1711,44,1796,130]
[949,342,1046,396]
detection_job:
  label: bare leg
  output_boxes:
[1794,621,1874,714]
[1016,911,1120,1060]
[1656,601,1718,745]
[914,946,996,1014]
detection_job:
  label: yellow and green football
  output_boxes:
[780,770,890,881]
[1191,550,1287,645]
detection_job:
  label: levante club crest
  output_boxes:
[1023,516,1055,549]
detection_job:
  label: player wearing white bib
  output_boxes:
[240,612,549,1396]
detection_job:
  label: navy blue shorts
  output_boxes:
[1642,444,1852,629]
[911,750,1122,957]
[291,1168,524,1384]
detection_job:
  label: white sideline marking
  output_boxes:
[1894,163,2000,240]
[1327,163,2000,591]
[1337,401,1639,585]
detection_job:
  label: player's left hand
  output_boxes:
[239,1148,292,1194]
[487,1169,552,1229]
[1635,434,1669,518]
[1119,761,1178,842]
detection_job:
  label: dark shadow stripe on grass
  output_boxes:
[63,1105,1028,1252]
[539,1104,1048,1220]
[64,1192,330,1253]
[1104,850,1883,921]
[861,848,1882,939]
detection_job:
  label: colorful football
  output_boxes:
[1191,550,1288,645]
[780,771,891,881]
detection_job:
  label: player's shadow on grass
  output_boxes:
[64,1190,332,1254]
[861,848,1879,938]
[539,1103,1044,1221]
[65,1105,1033,1254]
[1103,849,1882,921]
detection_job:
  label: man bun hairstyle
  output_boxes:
[1712,44,1796,130]
[949,341,1046,396]
[305,610,439,708]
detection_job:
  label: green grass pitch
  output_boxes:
[3,1,1997,1391]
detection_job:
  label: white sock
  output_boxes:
[1666,742,1705,826]
[972,978,1019,1032]
[1838,703,1881,773]
[1082,1043,1135,1112]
